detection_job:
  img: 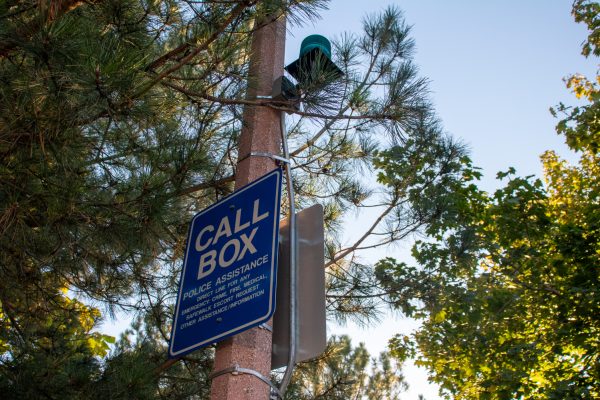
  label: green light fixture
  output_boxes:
[300,34,332,59]
[285,34,343,85]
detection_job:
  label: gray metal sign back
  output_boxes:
[272,204,326,369]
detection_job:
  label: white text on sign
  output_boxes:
[195,199,269,279]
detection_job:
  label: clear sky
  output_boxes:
[284,1,597,398]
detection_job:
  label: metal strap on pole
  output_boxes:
[277,111,298,395]
[237,151,290,166]
[250,152,290,164]
[209,364,283,399]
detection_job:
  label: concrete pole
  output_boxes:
[209,12,286,400]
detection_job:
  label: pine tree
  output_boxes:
[0,1,468,397]
[284,336,406,400]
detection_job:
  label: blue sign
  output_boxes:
[169,169,282,358]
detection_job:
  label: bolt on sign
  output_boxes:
[169,169,282,358]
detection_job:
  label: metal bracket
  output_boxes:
[259,323,273,332]
[238,151,290,166]
[209,364,282,399]
[250,152,290,164]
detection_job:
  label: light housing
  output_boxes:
[284,35,343,86]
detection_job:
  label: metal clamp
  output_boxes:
[209,364,283,399]
[238,151,290,166]
[258,323,273,332]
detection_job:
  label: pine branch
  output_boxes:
[176,175,235,197]
[188,89,403,120]
[154,358,178,376]
[132,1,256,99]
[290,36,386,156]
[325,199,397,269]
[0,0,99,58]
